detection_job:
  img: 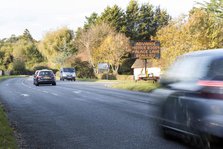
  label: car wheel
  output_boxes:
[73,78,76,81]
[52,82,56,86]
[36,83,39,86]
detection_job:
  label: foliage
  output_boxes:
[71,58,95,78]
[99,5,126,33]
[155,7,223,69]
[12,58,26,75]
[76,22,115,74]
[198,0,223,18]
[94,32,130,74]
[125,0,171,40]
[0,29,43,73]
[38,27,77,69]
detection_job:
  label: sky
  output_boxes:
[0,0,205,40]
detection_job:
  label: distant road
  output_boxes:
[0,77,187,149]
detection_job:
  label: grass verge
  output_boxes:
[0,104,17,148]
[0,75,22,149]
[112,80,159,92]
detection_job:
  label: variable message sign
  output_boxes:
[132,40,161,59]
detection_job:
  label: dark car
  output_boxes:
[33,69,56,86]
[151,49,223,148]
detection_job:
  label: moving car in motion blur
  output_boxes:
[151,49,223,148]
[60,67,76,81]
[33,69,56,86]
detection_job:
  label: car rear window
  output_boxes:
[39,71,53,76]
[161,56,211,82]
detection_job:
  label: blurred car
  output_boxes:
[60,67,76,81]
[33,69,56,86]
[151,49,223,148]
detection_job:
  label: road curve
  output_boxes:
[0,77,187,149]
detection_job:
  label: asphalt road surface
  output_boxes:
[0,77,189,149]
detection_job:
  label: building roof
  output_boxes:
[131,59,152,68]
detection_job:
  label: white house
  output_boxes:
[131,59,161,80]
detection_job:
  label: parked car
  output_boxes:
[33,69,56,86]
[151,49,223,148]
[60,67,76,81]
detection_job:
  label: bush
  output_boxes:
[71,58,96,78]
[99,73,117,80]
[12,59,26,75]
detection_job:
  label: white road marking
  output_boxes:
[21,94,29,97]
[51,93,58,96]
[43,91,49,93]
[73,90,82,94]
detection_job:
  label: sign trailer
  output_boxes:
[132,40,161,77]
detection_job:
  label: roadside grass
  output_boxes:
[0,75,22,149]
[0,104,17,149]
[112,80,159,92]
[77,78,118,82]
[77,78,159,92]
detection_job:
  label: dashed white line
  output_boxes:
[51,93,58,96]
[21,94,29,97]
[73,90,82,94]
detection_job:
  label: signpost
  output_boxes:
[132,40,161,77]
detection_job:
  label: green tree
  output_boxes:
[38,27,77,68]
[125,0,140,40]
[99,5,126,33]
[137,3,155,40]
[84,12,99,30]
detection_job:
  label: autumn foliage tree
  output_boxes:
[94,33,130,74]
[154,6,223,69]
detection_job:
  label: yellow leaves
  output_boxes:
[93,33,130,68]
[155,8,223,69]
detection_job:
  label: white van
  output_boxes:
[60,68,76,81]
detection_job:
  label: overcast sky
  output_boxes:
[0,0,205,40]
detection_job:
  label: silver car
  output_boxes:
[152,49,223,148]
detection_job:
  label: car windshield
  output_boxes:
[39,71,53,76]
[63,68,75,72]
[162,56,211,82]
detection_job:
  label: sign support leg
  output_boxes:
[144,59,148,77]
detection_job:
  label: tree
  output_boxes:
[94,33,130,74]
[84,12,99,30]
[199,0,223,18]
[38,27,77,68]
[125,0,140,40]
[155,8,223,69]
[99,5,126,33]
[137,3,155,40]
[154,6,171,35]
[12,58,26,75]
[76,22,115,74]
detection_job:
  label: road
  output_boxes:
[0,77,188,149]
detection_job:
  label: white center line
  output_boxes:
[73,90,82,94]
[51,93,58,96]
[21,94,29,97]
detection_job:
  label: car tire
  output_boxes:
[36,83,39,86]
[52,82,56,86]
[73,78,76,81]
